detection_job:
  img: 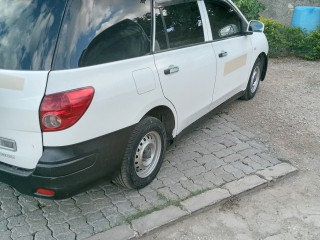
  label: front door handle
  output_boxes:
[219,51,228,58]
[164,65,180,75]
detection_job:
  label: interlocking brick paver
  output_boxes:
[90,219,110,233]
[46,213,66,225]
[213,167,237,183]
[0,211,6,222]
[0,231,11,240]
[180,179,203,193]
[169,183,191,199]
[49,223,70,237]
[11,225,30,239]
[55,232,76,240]
[0,220,8,232]
[247,140,269,152]
[0,113,288,239]
[224,164,246,178]
[115,201,138,216]
[28,219,48,233]
[213,148,235,158]
[203,158,226,170]
[230,131,250,141]
[128,196,148,210]
[231,143,251,152]
[203,171,225,186]
[34,230,56,240]
[157,187,180,201]
[242,158,264,171]
[250,154,273,168]
[258,153,282,165]
[105,213,125,228]
[7,215,27,229]
[190,175,215,190]
[223,154,243,163]
[199,141,226,153]
[183,166,206,178]
[18,196,39,212]
[239,148,262,158]
[232,161,255,175]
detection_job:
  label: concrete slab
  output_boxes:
[181,188,231,213]
[223,175,267,196]
[131,206,188,236]
[88,224,136,240]
[256,163,298,181]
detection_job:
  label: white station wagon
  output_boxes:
[0,0,268,199]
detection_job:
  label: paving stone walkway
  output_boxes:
[0,113,285,240]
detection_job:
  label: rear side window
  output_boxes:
[0,0,66,71]
[205,0,243,40]
[54,0,152,70]
[155,0,204,51]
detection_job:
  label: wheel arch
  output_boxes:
[142,105,177,143]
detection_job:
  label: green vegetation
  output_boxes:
[261,17,320,61]
[233,0,320,61]
[233,0,265,20]
[125,188,211,223]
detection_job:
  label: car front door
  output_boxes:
[203,0,253,103]
[153,0,217,132]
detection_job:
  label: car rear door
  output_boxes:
[153,0,217,132]
[0,0,66,169]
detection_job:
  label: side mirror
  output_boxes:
[248,20,265,33]
[219,24,239,38]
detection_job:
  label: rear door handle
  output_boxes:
[164,65,180,75]
[219,51,228,58]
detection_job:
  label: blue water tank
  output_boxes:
[291,6,320,32]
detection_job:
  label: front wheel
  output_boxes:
[241,58,263,101]
[113,117,167,189]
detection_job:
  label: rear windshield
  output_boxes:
[53,0,152,70]
[0,0,67,71]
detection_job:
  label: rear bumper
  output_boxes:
[0,125,133,199]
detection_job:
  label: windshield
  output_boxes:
[0,0,67,71]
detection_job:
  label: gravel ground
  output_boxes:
[141,58,320,240]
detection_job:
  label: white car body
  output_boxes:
[0,0,268,199]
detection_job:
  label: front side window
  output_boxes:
[205,0,243,40]
[155,0,204,51]
[54,0,152,70]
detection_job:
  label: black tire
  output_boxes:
[113,117,167,189]
[241,58,263,101]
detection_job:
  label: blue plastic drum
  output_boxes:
[291,6,320,33]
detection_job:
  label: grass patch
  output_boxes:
[125,187,214,223]
[125,202,172,223]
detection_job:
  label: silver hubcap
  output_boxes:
[134,131,162,178]
[250,65,261,93]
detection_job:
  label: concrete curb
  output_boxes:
[88,163,298,240]
[223,175,268,196]
[181,188,231,214]
[131,206,188,237]
[256,163,298,182]
[88,224,136,240]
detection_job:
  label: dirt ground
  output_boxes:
[141,58,320,240]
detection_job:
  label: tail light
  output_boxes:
[35,188,55,197]
[40,87,95,132]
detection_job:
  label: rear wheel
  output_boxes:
[114,117,166,189]
[241,58,263,100]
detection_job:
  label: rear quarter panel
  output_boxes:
[44,56,177,147]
